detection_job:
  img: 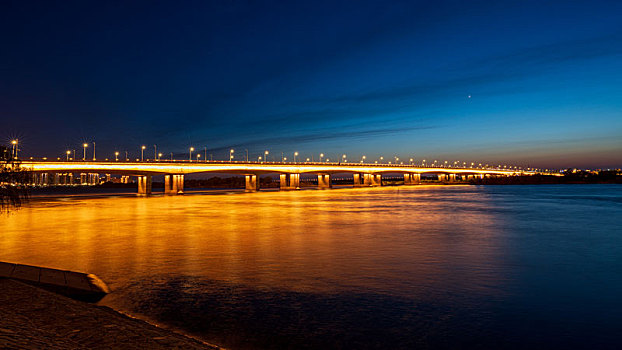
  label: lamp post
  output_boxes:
[83,143,88,161]
[197,154,201,161]
[158,153,162,161]
[294,151,298,163]
[204,147,208,162]
[379,156,384,164]
[115,151,119,161]
[153,145,157,161]
[258,156,262,162]
[361,155,366,163]
[10,140,18,159]
[230,149,234,162]
[264,150,269,162]
[245,149,249,162]
[319,153,324,162]
[342,154,346,163]
[141,146,146,161]
[92,142,96,161]
[66,150,71,161]
[189,147,195,161]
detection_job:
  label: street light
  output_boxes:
[230,149,234,162]
[197,153,201,161]
[264,150,269,162]
[361,155,366,163]
[342,154,347,163]
[141,145,146,161]
[115,151,119,161]
[11,139,18,159]
[189,147,195,161]
[153,145,157,161]
[320,153,324,162]
[66,150,71,161]
[294,151,299,163]
[82,143,88,161]
[158,153,162,161]
[258,156,262,162]
[92,142,96,161]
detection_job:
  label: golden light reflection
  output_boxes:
[0,187,505,299]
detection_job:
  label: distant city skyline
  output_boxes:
[2,0,621,169]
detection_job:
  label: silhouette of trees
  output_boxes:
[0,159,30,212]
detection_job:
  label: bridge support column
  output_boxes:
[89,173,99,185]
[404,173,412,185]
[353,173,364,187]
[137,175,152,196]
[164,174,177,195]
[404,173,420,185]
[449,174,456,182]
[371,174,382,186]
[280,173,300,190]
[317,174,332,189]
[245,175,260,192]
[164,174,184,195]
[121,176,130,184]
[175,175,184,194]
[53,173,59,185]
[438,174,446,182]
[80,173,87,185]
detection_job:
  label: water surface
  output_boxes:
[1,185,621,349]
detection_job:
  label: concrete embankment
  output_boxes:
[0,261,109,302]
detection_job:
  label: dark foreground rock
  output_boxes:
[0,279,220,349]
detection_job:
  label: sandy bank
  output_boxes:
[0,278,220,349]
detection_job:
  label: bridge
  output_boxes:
[16,160,541,195]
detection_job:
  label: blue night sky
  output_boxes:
[2,0,621,168]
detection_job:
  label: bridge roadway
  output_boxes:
[18,160,532,195]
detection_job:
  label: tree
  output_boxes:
[0,158,30,212]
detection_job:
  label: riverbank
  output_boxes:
[0,278,220,349]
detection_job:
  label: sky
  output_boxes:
[1,0,621,169]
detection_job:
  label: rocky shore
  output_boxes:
[0,278,220,349]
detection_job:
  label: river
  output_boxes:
[1,184,621,349]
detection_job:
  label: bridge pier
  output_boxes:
[353,173,365,187]
[89,173,100,185]
[448,174,456,182]
[245,175,260,192]
[164,174,184,195]
[403,173,420,185]
[317,174,332,189]
[137,175,152,196]
[370,174,382,186]
[438,174,446,182]
[280,173,300,190]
